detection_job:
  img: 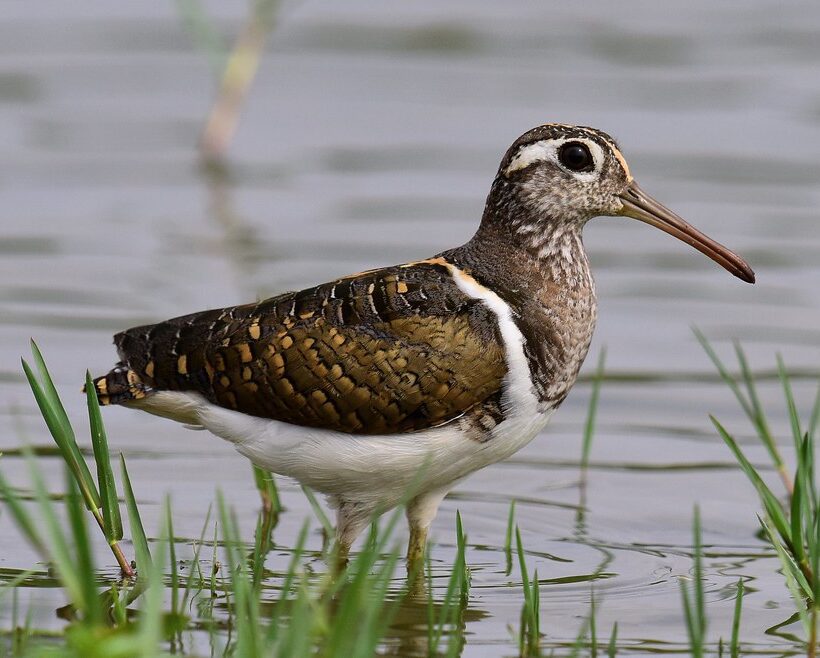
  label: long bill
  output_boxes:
[618,181,755,283]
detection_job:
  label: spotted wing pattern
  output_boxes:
[106,260,507,435]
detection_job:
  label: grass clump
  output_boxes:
[700,333,820,650]
[1,345,484,657]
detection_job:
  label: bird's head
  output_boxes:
[489,123,754,283]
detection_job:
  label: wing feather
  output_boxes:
[113,261,507,434]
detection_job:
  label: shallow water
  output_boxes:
[1,1,819,655]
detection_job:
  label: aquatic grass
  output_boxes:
[730,579,744,658]
[607,621,618,658]
[301,484,334,554]
[252,463,281,554]
[515,525,541,657]
[20,342,136,577]
[704,337,820,650]
[581,347,607,480]
[695,329,792,492]
[680,506,706,658]
[426,511,470,657]
[179,0,280,163]
[504,499,516,575]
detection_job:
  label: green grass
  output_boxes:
[700,334,820,653]
[0,347,482,657]
[3,339,819,656]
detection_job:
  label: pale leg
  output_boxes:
[333,498,376,569]
[405,486,450,570]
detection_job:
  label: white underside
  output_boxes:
[128,262,554,519]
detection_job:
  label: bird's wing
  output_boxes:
[112,259,507,434]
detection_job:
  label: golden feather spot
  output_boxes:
[245,382,259,393]
[203,359,215,381]
[220,375,231,388]
[145,360,155,378]
[396,281,408,294]
[265,344,276,356]
[299,310,315,320]
[276,377,295,397]
[394,356,408,369]
[311,390,327,404]
[248,323,261,340]
[126,369,140,385]
[177,355,188,375]
[271,353,285,372]
[281,335,294,350]
[236,343,253,363]
[350,386,370,406]
[302,337,315,349]
[314,362,328,378]
[327,327,338,337]
[328,364,343,380]
[242,367,252,381]
[336,375,355,394]
[283,317,295,328]
[321,402,339,421]
[331,334,345,347]
[96,378,107,393]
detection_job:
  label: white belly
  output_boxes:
[203,395,552,500]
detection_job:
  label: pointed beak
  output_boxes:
[617,181,755,283]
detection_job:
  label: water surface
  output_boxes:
[1,1,819,655]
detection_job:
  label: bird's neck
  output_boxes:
[441,207,597,406]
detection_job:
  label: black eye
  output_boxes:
[558,142,594,172]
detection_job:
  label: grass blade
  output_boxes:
[607,622,618,658]
[301,485,334,549]
[582,347,606,474]
[777,355,804,455]
[85,371,123,542]
[120,454,152,576]
[22,346,100,511]
[730,579,743,658]
[711,416,792,543]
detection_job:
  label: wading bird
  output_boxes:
[92,124,754,567]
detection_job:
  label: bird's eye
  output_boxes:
[558,142,594,173]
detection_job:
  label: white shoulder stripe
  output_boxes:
[443,263,539,417]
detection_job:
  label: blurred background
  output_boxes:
[1,1,819,654]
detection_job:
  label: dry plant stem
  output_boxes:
[92,511,134,578]
[200,7,275,163]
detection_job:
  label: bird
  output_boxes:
[91,123,755,567]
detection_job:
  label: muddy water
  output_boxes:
[1,1,819,655]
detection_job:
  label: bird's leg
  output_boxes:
[406,524,429,565]
[331,498,374,572]
[405,486,450,577]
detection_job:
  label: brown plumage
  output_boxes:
[95,260,506,434]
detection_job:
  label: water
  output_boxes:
[1,1,819,654]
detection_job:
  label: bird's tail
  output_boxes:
[87,364,151,406]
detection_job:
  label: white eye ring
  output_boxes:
[504,138,604,181]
